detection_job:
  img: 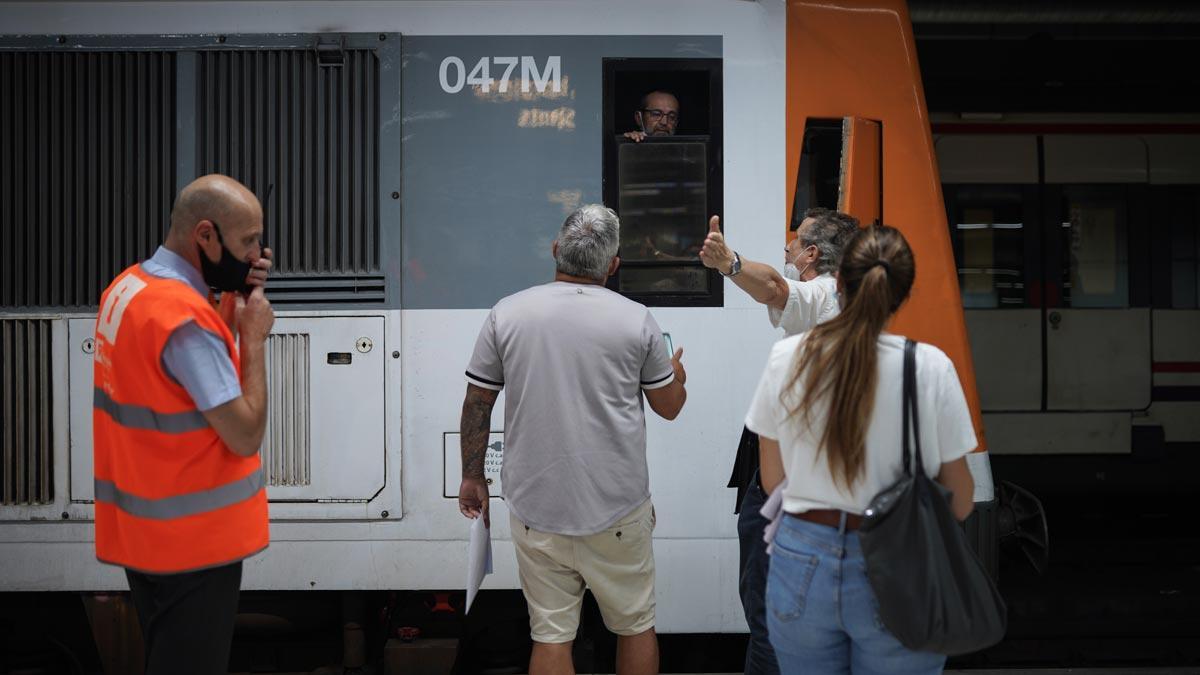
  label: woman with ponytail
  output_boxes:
[744,225,978,674]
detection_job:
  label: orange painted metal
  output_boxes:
[838,117,882,226]
[786,0,987,451]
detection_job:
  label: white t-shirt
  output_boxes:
[768,273,840,337]
[744,333,977,515]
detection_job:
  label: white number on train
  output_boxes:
[439,56,561,94]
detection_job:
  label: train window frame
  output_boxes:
[942,183,1042,309]
[601,57,723,307]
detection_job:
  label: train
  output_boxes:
[1,0,1030,640]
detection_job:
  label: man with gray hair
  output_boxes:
[699,206,860,675]
[458,204,686,675]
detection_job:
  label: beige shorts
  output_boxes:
[510,499,656,644]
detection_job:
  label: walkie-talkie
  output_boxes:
[245,182,275,295]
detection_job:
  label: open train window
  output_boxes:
[792,119,844,230]
[602,58,722,307]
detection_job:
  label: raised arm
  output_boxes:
[699,216,791,311]
[458,383,499,525]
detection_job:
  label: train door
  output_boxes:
[938,134,1153,453]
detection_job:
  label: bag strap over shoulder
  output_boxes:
[902,339,924,476]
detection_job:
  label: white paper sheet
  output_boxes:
[465,515,493,614]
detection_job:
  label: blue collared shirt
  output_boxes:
[141,246,242,411]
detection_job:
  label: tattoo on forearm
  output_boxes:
[460,385,499,479]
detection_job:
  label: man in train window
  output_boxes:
[699,207,860,675]
[624,89,680,142]
[457,204,687,675]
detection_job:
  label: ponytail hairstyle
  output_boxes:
[783,224,916,490]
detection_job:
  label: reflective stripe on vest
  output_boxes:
[93,387,209,434]
[95,469,265,520]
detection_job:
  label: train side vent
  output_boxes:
[263,275,386,306]
[197,48,383,305]
[0,319,53,505]
[262,332,311,487]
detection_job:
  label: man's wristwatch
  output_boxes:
[722,251,742,277]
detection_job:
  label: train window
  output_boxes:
[602,58,722,307]
[792,119,843,230]
[944,186,1033,308]
[616,141,709,293]
[1058,187,1130,308]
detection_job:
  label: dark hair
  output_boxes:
[783,224,916,489]
[796,208,861,275]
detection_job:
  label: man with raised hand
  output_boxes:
[700,207,860,675]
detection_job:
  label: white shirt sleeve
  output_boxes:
[767,277,835,337]
[744,349,785,441]
[934,353,978,464]
[639,312,675,390]
[465,308,505,391]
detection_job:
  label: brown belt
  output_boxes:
[787,509,864,531]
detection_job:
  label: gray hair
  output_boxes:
[801,208,860,276]
[555,204,620,280]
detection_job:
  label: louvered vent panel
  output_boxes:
[0,51,176,308]
[197,50,383,304]
[0,319,53,505]
[263,333,311,486]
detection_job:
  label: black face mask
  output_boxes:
[198,221,255,294]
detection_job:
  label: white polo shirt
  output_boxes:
[768,273,840,337]
[744,333,977,515]
[466,281,674,536]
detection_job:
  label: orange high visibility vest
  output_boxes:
[93,264,268,574]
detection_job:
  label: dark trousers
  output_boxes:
[738,471,781,675]
[125,561,243,675]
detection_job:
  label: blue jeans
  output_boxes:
[766,515,946,675]
[738,472,780,675]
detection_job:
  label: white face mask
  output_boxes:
[784,244,814,281]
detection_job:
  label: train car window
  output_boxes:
[792,119,843,230]
[1058,187,1130,308]
[616,141,709,293]
[944,186,1034,308]
[602,58,722,307]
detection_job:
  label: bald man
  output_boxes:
[92,174,274,675]
[624,90,680,142]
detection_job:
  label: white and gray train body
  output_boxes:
[0,0,806,634]
[0,0,1008,636]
